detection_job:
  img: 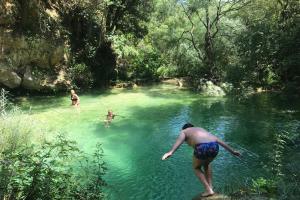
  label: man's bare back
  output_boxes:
[183,127,218,147]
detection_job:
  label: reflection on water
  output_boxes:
[18,84,300,199]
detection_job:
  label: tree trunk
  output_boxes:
[204,6,216,80]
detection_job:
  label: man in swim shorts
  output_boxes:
[162,123,241,197]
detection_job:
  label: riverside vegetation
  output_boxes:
[0,0,299,94]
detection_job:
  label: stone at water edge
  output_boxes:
[192,193,230,200]
[0,69,22,88]
[200,81,226,97]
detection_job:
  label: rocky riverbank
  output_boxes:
[0,31,71,92]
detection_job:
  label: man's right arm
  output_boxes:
[162,131,186,160]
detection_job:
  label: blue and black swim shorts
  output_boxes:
[194,142,219,160]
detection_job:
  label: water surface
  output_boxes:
[19,84,300,199]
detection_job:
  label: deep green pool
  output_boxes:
[18,84,300,199]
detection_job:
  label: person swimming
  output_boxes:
[104,110,115,127]
[70,89,80,106]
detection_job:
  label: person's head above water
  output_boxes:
[107,110,113,115]
[182,123,194,130]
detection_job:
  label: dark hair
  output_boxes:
[182,123,194,130]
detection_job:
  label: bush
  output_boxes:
[68,62,94,88]
[156,65,177,79]
[231,130,300,199]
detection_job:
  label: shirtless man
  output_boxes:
[162,123,241,197]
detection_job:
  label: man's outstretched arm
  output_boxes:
[162,131,186,160]
[216,138,241,157]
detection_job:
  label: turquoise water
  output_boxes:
[18,84,300,199]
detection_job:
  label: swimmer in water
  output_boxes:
[104,110,116,127]
[70,89,80,106]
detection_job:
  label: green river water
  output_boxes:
[18,84,300,200]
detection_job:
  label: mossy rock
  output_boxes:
[199,81,226,97]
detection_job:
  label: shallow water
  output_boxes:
[18,84,300,199]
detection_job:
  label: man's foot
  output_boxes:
[201,192,215,197]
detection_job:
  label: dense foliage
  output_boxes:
[0,0,153,89]
[1,0,298,91]
[111,0,299,91]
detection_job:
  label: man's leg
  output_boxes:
[204,159,213,189]
[193,156,214,196]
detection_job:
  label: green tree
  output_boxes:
[235,0,300,89]
[178,0,250,82]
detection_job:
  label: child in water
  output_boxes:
[104,110,115,127]
[70,89,80,106]
[162,123,241,197]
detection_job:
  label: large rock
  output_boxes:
[0,30,67,69]
[220,82,234,94]
[50,46,64,66]
[48,69,71,91]
[0,27,70,92]
[0,69,22,88]
[199,81,226,97]
[0,1,72,93]
[21,66,70,91]
[22,66,42,90]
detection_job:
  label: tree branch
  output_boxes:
[220,0,251,16]
[196,10,207,28]
[180,3,204,62]
[180,3,195,28]
[211,0,222,27]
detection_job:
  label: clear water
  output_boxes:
[18,84,300,200]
